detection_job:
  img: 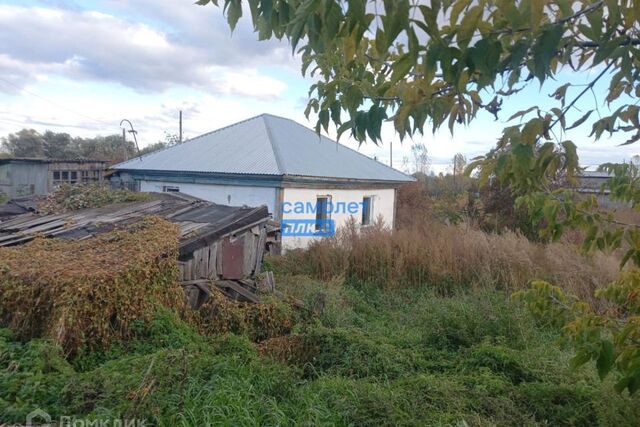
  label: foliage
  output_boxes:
[0,129,137,163]
[201,0,639,146]
[38,182,151,214]
[195,288,301,341]
[0,216,184,355]
[197,0,640,393]
[0,191,7,204]
[3,282,640,426]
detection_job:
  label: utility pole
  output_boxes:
[179,110,183,143]
[122,128,128,161]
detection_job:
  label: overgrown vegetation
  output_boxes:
[0,216,183,354]
[270,219,618,305]
[38,182,151,214]
[1,204,639,424]
[2,281,639,425]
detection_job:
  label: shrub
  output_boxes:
[259,326,422,379]
[516,382,598,426]
[0,329,74,421]
[0,217,184,355]
[418,292,541,351]
[195,288,299,342]
[38,182,151,214]
[464,343,537,384]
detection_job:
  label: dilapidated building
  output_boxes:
[0,192,278,304]
[0,157,107,198]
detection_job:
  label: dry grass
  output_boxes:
[274,218,619,305]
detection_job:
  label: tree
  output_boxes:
[0,129,136,162]
[1,129,45,158]
[199,0,640,393]
[410,142,430,174]
[451,152,466,191]
[138,132,181,156]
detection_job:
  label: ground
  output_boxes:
[1,272,639,426]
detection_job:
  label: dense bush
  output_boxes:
[39,182,151,214]
[0,217,184,354]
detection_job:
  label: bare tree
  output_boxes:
[410,143,430,175]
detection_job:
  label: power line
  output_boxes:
[0,76,114,128]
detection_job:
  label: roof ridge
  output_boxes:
[261,115,286,175]
[263,114,413,180]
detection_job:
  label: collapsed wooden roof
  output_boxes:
[0,192,273,252]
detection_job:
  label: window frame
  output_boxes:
[361,196,374,226]
[315,195,332,231]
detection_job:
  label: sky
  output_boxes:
[0,0,637,173]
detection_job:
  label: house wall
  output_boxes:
[0,162,49,199]
[281,187,396,250]
[139,180,277,214]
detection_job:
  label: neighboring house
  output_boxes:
[0,158,107,199]
[111,113,414,249]
[576,169,629,209]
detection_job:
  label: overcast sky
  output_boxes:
[0,0,638,173]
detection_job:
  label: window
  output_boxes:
[362,196,373,225]
[163,185,180,193]
[81,170,100,183]
[52,170,80,186]
[315,195,331,231]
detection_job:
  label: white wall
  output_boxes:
[281,187,396,250]
[139,180,277,214]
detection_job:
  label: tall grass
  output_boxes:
[273,218,619,303]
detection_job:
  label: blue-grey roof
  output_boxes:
[113,114,413,183]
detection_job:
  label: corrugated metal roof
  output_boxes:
[114,114,413,183]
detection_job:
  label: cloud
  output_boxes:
[0,3,293,97]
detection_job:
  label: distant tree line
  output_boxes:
[0,129,177,163]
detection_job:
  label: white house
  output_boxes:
[111,114,414,250]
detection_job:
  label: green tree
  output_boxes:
[0,130,136,162]
[199,0,640,393]
[1,129,45,158]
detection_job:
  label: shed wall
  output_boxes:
[0,162,49,198]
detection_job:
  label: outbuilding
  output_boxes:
[0,157,106,199]
[111,114,414,249]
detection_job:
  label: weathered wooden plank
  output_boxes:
[216,241,223,277]
[208,242,217,279]
[215,280,260,303]
[254,227,267,276]
[243,231,257,277]
[184,259,193,281]
[200,246,210,280]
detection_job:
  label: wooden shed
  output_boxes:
[0,192,279,304]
